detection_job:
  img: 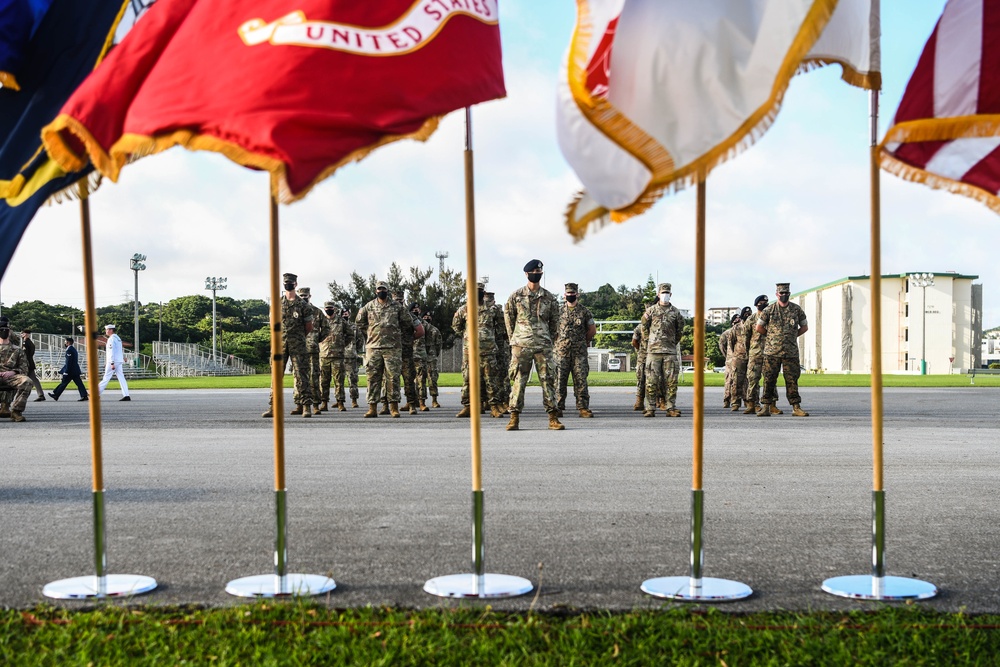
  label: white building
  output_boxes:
[706,307,740,326]
[791,273,982,373]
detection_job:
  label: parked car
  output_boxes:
[607,358,622,371]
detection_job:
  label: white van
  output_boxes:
[607,358,622,371]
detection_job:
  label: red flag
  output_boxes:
[880,0,1000,214]
[42,0,505,202]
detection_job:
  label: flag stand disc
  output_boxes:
[641,576,752,602]
[43,574,157,600]
[225,574,336,598]
[423,573,533,599]
[822,575,937,601]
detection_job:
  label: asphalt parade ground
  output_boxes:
[2,385,998,612]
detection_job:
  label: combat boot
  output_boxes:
[10,411,25,422]
[548,413,565,430]
[456,406,471,418]
[657,398,667,410]
[723,400,731,408]
[0,403,9,418]
[419,400,429,412]
[666,408,682,417]
[643,409,655,417]
[379,402,390,415]
[633,397,643,411]
[769,404,783,415]
[400,401,412,412]
[506,412,519,431]
[579,408,594,418]
[408,403,417,414]
[730,402,741,412]
[318,401,328,413]
[363,404,378,418]
[261,409,273,418]
[351,399,359,408]
[290,405,303,415]
[389,402,400,418]
[490,405,504,418]
[742,402,757,415]
[432,398,441,408]
[792,404,809,417]
[757,403,771,417]
[337,401,347,412]
[303,405,312,418]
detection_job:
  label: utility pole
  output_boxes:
[130,253,146,365]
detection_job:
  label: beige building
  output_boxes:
[791,273,982,374]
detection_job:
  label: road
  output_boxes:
[2,385,997,611]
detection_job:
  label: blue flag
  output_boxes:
[0,0,126,280]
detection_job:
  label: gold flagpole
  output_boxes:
[641,173,751,601]
[225,182,335,597]
[423,107,532,598]
[43,184,157,599]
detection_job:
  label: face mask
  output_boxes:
[342,312,350,320]
[376,290,388,300]
[757,302,767,311]
[526,272,542,284]
[0,328,9,339]
[283,282,296,292]
[566,294,577,303]
[423,317,431,323]
[659,293,670,304]
[477,290,485,302]
[325,309,335,316]
[778,293,790,304]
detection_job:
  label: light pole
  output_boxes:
[205,277,227,361]
[130,253,146,365]
[62,311,78,336]
[909,273,934,375]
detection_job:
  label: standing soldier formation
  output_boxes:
[357,281,412,418]
[642,283,685,417]
[555,282,596,418]
[420,309,442,408]
[453,282,505,419]
[297,287,329,414]
[263,273,314,418]
[755,282,809,417]
[319,300,354,412]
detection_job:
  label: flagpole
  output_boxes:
[424,107,532,599]
[43,185,157,600]
[226,186,335,598]
[641,174,751,601]
[822,86,936,600]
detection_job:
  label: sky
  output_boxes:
[5,1,995,326]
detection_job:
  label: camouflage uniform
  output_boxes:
[730,315,750,409]
[504,283,560,415]
[0,339,31,417]
[387,294,422,408]
[485,292,511,408]
[757,290,808,410]
[718,327,734,406]
[632,323,648,407]
[420,317,443,404]
[453,294,504,409]
[268,291,314,411]
[298,289,329,408]
[348,316,363,404]
[642,284,685,414]
[357,293,412,406]
[744,302,768,407]
[320,304,354,406]
[410,307,428,407]
[555,290,595,412]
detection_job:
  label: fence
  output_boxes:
[152,341,257,377]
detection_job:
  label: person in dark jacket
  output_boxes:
[48,337,89,401]
[19,330,46,401]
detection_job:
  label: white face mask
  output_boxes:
[660,293,671,304]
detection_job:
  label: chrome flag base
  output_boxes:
[641,576,752,602]
[43,574,157,600]
[225,573,336,598]
[424,573,533,599]
[822,575,937,601]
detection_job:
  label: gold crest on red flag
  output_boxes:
[42,0,505,202]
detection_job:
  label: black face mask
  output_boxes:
[376,290,388,300]
[342,312,350,320]
[778,293,790,304]
[283,282,296,292]
[566,294,577,303]
[527,272,542,284]
[0,328,9,340]
[757,301,768,311]
[325,309,335,316]
[477,290,485,302]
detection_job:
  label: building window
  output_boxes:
[904,329,908,341]
[905,304,908,317]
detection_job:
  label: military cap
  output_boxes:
[375,280,388,290]
[282,272,297,283]
[296,287,311,297]
[657,282,672,294]
[731,313,741,323]
[484,291,494,297]
[324,300,336,308]
[754,294,768,307]
[105,323,116,329]
[564,282,579,293]
[476,281,486,290]
[523,259,544,272]
[776,282,791,292]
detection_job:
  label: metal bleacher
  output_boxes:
[152,341,257,377]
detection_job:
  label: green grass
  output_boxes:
[51,371,1000,391]
[3,604,999,665]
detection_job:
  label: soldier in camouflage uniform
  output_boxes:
[630,323,646,410]
[454,282,505,418]
[484,291,511,411]
[0,323,31,422]
[756,282,810,417]
[357,281,413,418]
[264,273,315,418]
[742,294,769,414]
[419,310,443,409]
[718,320,735,408]
[346,307,362,407]
[388,291,424,415]
[555,282,597,418]
[297,287,329,414]
[642,282,685,417]
[408,303,432,411]
[319,300,354,412]
[503,259,564,431]
[729,306,752,412]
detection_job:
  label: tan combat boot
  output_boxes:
[666,408,682,417]
[318,401,328,413]
[290,405,303,415]
[579,408,594,418]
[723,400,731,408]
[261,409,273,418]
[419,400,429,412]
[643,409,655,417]
[730,402,741,412]
[431,398,441,408]
[506,412,519,431]
[400,401,412,412]
[548,413,565,430]
[792,404,809,417]
[303,405,312,418]
[363,404,378,418]
[351,399,359,408]
[389,402,401,418]
[757,403,771,417]
[769,404,783,415]
[408,403,417,415]
[490,405,504,418]
[337,401,347,412]
[456,406,471,418]
[742,402,757,415]
[657,398,667,410]
[633,397,643,411]
[379,402,390,415]
[10,411,25,422]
